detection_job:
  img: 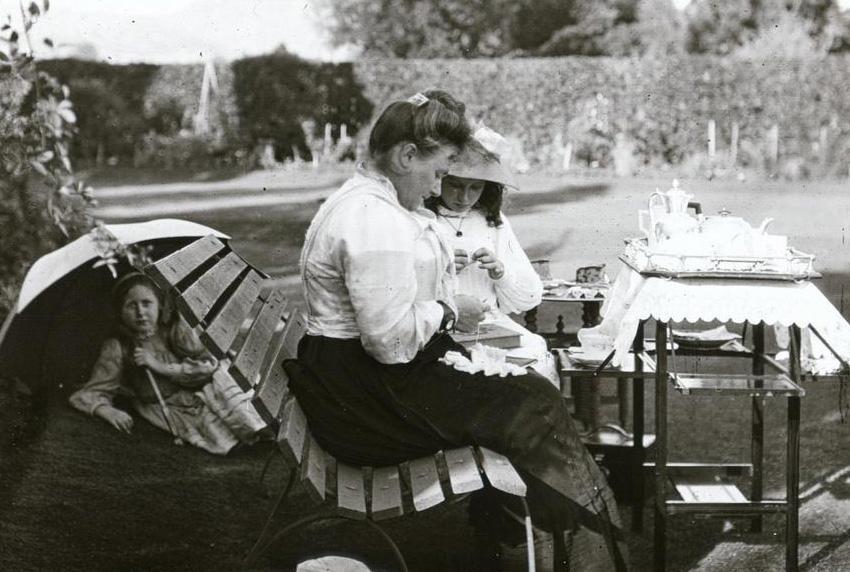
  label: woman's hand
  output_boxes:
[453,248,470,273]
[96,406,134,434]
[472,248,505,280]
[454,294,489,332]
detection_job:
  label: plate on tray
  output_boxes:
[565,347,611,368]
[543,280,609,300]
[671,325,741,349]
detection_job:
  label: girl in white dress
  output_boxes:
[427,126,560,386]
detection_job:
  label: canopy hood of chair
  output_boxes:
[16,219,229,313]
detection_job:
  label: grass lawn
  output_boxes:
[1,167,848,571]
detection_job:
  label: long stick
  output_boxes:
[144,367,184,446]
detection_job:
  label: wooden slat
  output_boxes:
[370,466,403,520]
[202,270,263,358]
[277,398,308,465]
[408,456,445,512]
[279,311,307,362]
[301,435,327,503]
[675,482,748,504]
[478,447,526,497]
[251,312,306,425]
[444,447,484,495]
[178,252,246,326]
[230,288,288,390]
[336,463,368,520]
[252,366,289,425]
[146,235,225,290]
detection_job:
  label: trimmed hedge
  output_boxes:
[40,55,850,173]
[353,56,850,170]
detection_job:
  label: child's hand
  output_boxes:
[472,248,505,280]
[133,347,160,370]
[97,406,134,434]
[453,248,470,273]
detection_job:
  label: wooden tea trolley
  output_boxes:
[602,260,850,572]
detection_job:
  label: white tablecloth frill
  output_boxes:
[591,266,850,370]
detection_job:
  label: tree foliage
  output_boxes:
[319,0,683,57]
[231,52,373,161]
[686,0,850,55]
[0,1,96,318]
[320,0,850,57]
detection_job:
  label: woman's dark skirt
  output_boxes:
[290,332,627,570]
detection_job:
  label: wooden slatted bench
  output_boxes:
[143,235,535,571]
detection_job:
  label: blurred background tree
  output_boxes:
[320,0,850,57]
[686,0,850,55]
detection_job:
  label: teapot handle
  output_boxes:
[638,209,652,237]
[648,191,666,211]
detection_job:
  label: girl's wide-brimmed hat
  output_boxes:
[448,125,519,190]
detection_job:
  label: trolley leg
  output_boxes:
[653,321,668,572]
[751,322,765,533]
[786,326,802,572]
[632,323,646,532]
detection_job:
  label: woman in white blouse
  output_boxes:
[427,126,559,386]
[294,90,627,571]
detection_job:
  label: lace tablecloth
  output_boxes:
[592,266,850,370]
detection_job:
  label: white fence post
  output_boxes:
[730,122,739,166]
[707,119,716,160]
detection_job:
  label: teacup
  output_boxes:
[577,328,614,357]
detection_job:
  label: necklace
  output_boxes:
[440,215,466,237]
[439,214,467,237]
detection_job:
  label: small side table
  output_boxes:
[555,339,657,532]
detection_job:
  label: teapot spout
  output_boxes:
[756,217,774,234]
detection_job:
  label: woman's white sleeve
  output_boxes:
[494,215,543,314]
[336,199,443,364]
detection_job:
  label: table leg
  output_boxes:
[576,302,604,429]
[632,323,646,532]
[581,300,602,328]
[525,306,538,334]
[751,322,765,533]
[654,321,668,572]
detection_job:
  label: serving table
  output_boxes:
[595,265,850,571]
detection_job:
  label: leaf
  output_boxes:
[43,38,53,47]
[0,52,8,62]
[92,257,118,269]
[44,0,50,13]
[37,150,54,162]
[57,107,77,125]
[10,30,18,43]
[28,2,40,18]
[29,159,48,177]
[1,24,9,31]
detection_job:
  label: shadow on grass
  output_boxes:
[508,182,612,216]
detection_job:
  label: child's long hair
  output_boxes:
[426,180,505,228]
[111,272,206,360]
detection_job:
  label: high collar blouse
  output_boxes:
[300,165,455,364]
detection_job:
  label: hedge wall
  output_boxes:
[40,55,850,172]
[353,56,850,170]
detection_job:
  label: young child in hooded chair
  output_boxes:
[69,272,266,455]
